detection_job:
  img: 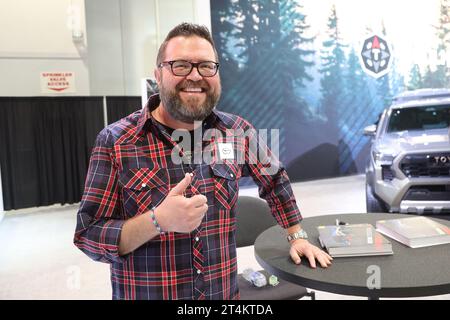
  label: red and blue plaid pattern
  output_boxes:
[74,94,302,300]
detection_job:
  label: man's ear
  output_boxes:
[154,68,161,85]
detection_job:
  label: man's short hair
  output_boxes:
[156,22,219,66]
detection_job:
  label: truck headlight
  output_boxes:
[373,151,395,166]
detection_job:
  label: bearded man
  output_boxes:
[74,23,331,300]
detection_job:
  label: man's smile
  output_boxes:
[180,87,206,95]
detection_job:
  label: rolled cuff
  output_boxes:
[74,218,129,264]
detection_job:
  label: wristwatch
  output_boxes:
[287,229,308,242]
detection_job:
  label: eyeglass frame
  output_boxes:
[158,60,220,77]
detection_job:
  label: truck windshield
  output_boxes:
[387,105,450,132]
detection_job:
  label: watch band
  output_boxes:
[287,229,308,242]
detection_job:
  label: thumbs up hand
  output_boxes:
[154,173,208,233]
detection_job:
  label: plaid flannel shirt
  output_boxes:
[74,94,302,300]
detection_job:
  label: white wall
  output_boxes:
[0,0,212,97]
[86,0,211,96]
[0,0,90,96]
[193,0,212,30]
[84,0,125,96]
[121,0,159,96]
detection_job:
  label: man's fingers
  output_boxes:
[193,203,208,215]
[191,204,208,226]
[325,252,333,261]
[317,252,331,268]
[289,247,301,265]
[309,248,332,268]
[291,243,332,269]
[305,250,317,269]
[169,173,192,196]
[189,194,208,208]
[317,248,333,266]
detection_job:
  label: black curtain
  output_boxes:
[106,96,142,124]
[0,97,104,210]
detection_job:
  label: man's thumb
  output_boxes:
[169,173,192,196]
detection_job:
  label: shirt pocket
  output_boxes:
[210,162,240,211]
[119,167,169,218]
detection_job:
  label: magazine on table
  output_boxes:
[317,223,393,258]
[376,216,450,248]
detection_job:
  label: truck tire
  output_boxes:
[366,183,388,213]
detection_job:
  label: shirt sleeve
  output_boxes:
[73,128,127,264]
[243,123,302,229]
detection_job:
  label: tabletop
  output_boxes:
[254,213,450,299]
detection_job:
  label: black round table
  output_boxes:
[254,213,450,299]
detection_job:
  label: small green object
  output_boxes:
[269,275,279,286]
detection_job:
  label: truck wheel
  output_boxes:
[366,184,388,213]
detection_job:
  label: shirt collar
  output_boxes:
[135,94,157,135]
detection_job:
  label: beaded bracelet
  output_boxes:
[150,207,165,234]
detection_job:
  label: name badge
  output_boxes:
[218,143,234,160]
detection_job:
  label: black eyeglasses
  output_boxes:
[158,60,219,77]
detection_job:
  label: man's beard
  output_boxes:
[159,79,221,123]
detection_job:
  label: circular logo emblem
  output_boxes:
[360,35,392,78]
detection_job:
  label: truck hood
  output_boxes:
[376,128,450,154]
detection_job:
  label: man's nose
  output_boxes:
[186,66,203,81]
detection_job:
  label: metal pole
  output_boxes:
[103,96,108,127]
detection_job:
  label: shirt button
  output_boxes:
[197,269,201,274]
[230,173,234,178]
[195,237,200,242]
[141,183,147,188]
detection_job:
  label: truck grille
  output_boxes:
[403,185,450,201]
[400,153,450,178]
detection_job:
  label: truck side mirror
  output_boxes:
[363,124,377,136]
